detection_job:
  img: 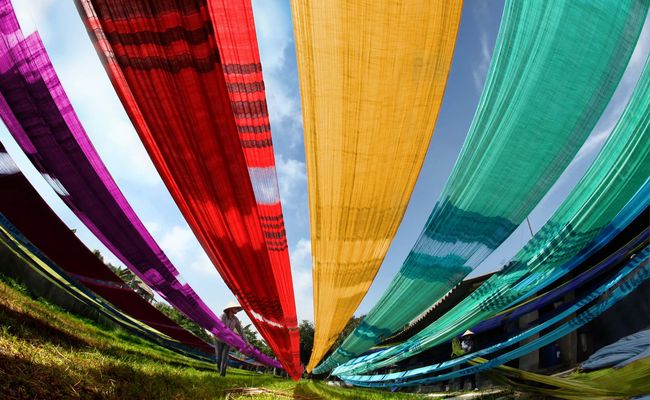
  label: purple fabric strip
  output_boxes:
[0,0,279,368]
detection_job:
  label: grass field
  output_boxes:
[0,275,426,399]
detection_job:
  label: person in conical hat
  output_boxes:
[215,300,248,377]
[223,301,243,314]
[459,330,478,390]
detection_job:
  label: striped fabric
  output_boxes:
[209,1,299,364]
[75,0,300,377]
[0,1,278,368]
[336,222,649,384]
[342,246,650,387]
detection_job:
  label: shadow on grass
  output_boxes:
[293,381,410,400]
[0,353,102,400]
[0,302,91,350]
[1,351,247,400]
[293,382,326,399]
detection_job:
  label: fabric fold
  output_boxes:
[74,0,300,377]
[290,0,464,371]
[317,0,648,374]
[333,53,650,376]
[0,0,278,368]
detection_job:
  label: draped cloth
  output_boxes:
[335,219,650,383]
[483,357,650,400]
[316,0,649,374]
[0,1,278,368]
[343,245,650,386]
[388,214,649,344]
[290,0,463,371]
[0,143,213,355]
[74,0,300,377]
[332,53,650,376]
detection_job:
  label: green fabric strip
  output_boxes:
[332,53,650,376]
[315,0,649,374]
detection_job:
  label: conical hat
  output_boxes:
[224,301,243,313]
[461,330,475,337]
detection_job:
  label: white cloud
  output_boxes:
[51,44,162,187]
[276,155,307,205]
[160,225,195,261]
[574,128,611,163]
[251,0,304,145]
[265,75,303,143]
[251,0,291,71]
[472,31,492,93]
[574,17,650,163]
[157,224,219,277]
[102,119,161,186]
[471,0,493,94]
[189,252,218,277]
[289,238,314,321]
[623,15,650,86]
[143,220,161,236]
[11,0,55,36]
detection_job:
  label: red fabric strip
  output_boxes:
[76,0,300,378]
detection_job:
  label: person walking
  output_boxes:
[215,301,248,377]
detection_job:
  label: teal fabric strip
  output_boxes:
[332,54,650,376]
[342,242,648,384]
[314,0,648,374]
[342,246,650,387]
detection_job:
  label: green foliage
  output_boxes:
[299,320,314,365]
[242,324,274,357]
[91,250,210,344]
[93,249,154,302]
[153,302,212,344]
[305,316,364,371]
[333,315,364,350]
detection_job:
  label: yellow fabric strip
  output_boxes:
[291,0,463,371]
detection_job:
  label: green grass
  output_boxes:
[0,276,421,399]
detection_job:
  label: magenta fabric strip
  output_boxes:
[0,0,279,368]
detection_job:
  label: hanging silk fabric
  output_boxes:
[337,183,650,376]
[483,342,650,399]
[75,0,300,377]
[207,0,300,368]
[388,214,648,345]
[0,218,215,359]
[290,0,463,371]
[471,224,648,336]
[347,253,650,389]
[389,211,649,347]
[316,0,649,374]
[0,1,278,368]
[341,245,650,387]
[333,55,650,376]
[0,145,215,356]
[484,360,650,400]
[337,220,650,384]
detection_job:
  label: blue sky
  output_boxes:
[1,0,648,334]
